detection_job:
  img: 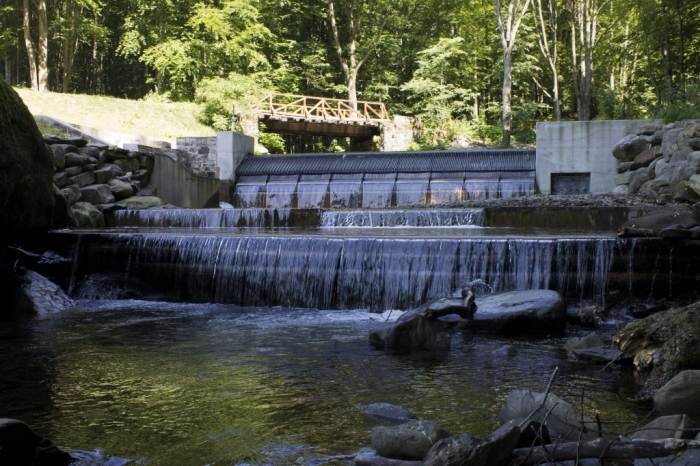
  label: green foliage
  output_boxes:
[195,72,272,131]
[258,131,285,154]
[656,83,700,123]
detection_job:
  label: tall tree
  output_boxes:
[569,0,603,121]
[532,0,560,120]
[492,0,532,146]
[326,0,392,109]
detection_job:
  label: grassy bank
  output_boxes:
[15,88,216,140]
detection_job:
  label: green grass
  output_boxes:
[15,87,216,140]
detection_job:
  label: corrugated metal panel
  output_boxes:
[235,150,536,176]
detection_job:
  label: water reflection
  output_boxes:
[0,301,647,465]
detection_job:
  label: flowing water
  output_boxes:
[1,301,648,466]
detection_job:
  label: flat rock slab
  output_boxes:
[471,290,567,334]
[570,347,629,364]
[654,370,700,421]
[363,403,416,425]
[14,270,76,315]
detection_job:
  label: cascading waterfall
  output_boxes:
[108,208,296,228]
[73,234,652,311]
[320,209,485,228]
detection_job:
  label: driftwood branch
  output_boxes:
[519,366,559,429]
[512,438,700,465]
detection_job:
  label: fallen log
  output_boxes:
[512,437,700,465]
[355,456,422,466]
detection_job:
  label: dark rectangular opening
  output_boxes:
[551,172,591,194]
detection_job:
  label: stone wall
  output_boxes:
[536,120,657,194]
[380,116,415,152]
[176,136,217,165]
[610,120,700,204]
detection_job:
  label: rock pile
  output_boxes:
[46,135,168,228]
[611,120,700,204]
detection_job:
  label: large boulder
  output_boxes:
[0,78,55,248]
[654,371,700,421]
[631,414,698,440]
[471,290,567,334]
[80,184,115,205]
[71,202,105,228]
[498,389,607,442]
[114,195,165,209]
[369,314,449,352]
[0,418,73,466]
[14,269,76,316]
[613,302,700,397]
[371,420,451,460]
[107,178,134,200]
[423,424,521,466]
[613,134,650,162]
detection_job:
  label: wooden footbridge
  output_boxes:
[252,92,390,138]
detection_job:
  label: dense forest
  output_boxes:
[1,0,698,148]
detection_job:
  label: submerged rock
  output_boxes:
[369,314,449,352]
[363,403,416,425]
[0,418,73,466]
[631,414,698,440]
[14,270,76,315]
[371,420,451,460]
[471,290,567,334]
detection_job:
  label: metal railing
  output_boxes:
[254,92,389,123]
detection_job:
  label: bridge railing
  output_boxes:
[255,93,389,123]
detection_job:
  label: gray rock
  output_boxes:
[628,168,651,194]
[570,347,628,364]
[683,123,700,138]
[107,178,134,200]
[132,168,150,184]
[688,174,700,195]
[53,172,67,188]
[87,142,109,150]
[103,163,124,178]
[114,157,140,173]
[649,130,666,146]
[660,128,685,156]
[471,290,567,334]
[660,227,693,239]
[615,171,634,185]
[499,390,607,442]
[648,158,661,178]
[129,181,140,193]
[631,414,698,440]
[369,315,449,352]
[687,151,700,168]
[80,184,115,204]
[690,226,700,239]
[654,370,700,420]
[670,164,700,185]
[617,161,639,173]
[93,166,114,184]
[363,403,416,425]
[423,433,476,466]
[673,182,700,203]
[371,420,451,460]
[138,154,155,172]
[71,202,105,228]
[114,195,165,209]
[611,184,629,195]
[689,138,700,151]
[64,152,90,167]
[67,171,95,188]
[613,134,651,162]
[14,270,76,315]
[0,418,74,465]
[670,151,688,163]
[564,332,604,351]
[59,185,81,204]
[43,135,87,147]
[492,345,517,357]
[83,163,97,171]
[137,187,158,197]
[52,185,78,229]
[63,165,82,176]
[78,146,100,158]
[621,211,700,231]
[465,424,521,466]
[634,146,661,166]
[637,124,662,136]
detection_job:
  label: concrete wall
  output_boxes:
[536,120,657,194]
[217,132,255,180]
[148,152,221,208]
[380,116,415,152]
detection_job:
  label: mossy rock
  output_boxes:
[613,302,700,398]
[0,78,55,248]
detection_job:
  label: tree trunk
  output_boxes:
[36,0,48,91]
[22,0,38,91]
[674,0,685,95]
[512,438,700,465]
[502,49,513,147]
